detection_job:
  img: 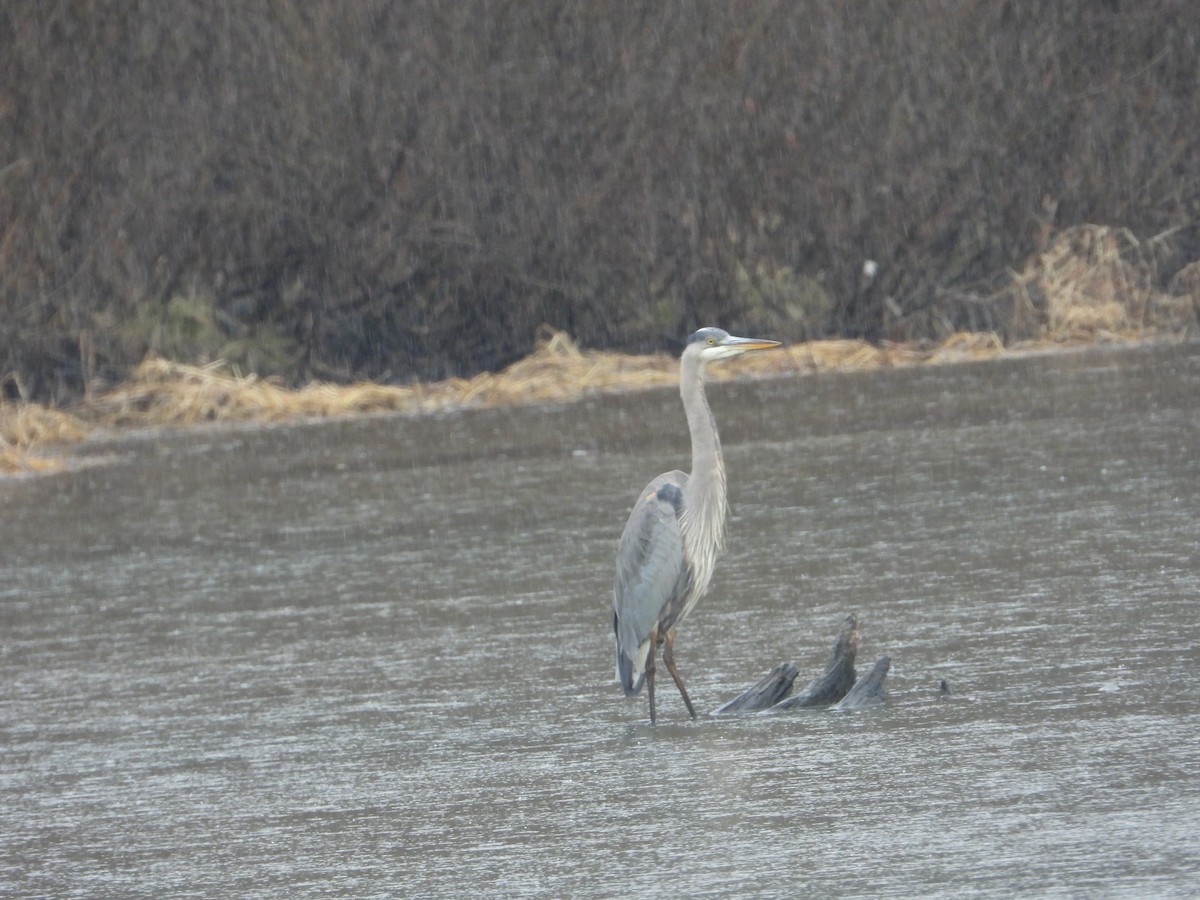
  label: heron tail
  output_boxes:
[616,649,646,696]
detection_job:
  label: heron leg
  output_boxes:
[645,626,659,725]
[662,630,697,719]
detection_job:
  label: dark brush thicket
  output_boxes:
[2,1,1198,401]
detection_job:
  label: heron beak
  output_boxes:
[722,336,782,352]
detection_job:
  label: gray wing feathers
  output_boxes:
[613,471,688,691]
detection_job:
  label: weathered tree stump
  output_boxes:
[711,614,889,715]
[830,655,890,710]
[709,663,801,715]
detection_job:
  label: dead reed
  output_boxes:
[3,226,1194,475]
[0,328,1048,474]
[0,403,90,474]
[1012,224,1198,341]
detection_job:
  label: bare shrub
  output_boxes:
[2,0,1199,402]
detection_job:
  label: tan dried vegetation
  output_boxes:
[3,227,1195,475]
[1012,225,1199,340]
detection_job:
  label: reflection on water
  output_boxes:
[3,343,1199,897]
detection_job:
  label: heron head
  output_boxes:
[686,327,781,361]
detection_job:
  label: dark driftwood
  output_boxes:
[710,663,801,715]
[711,614,889,716]
[831,656,890,710]
[772,614,861,710]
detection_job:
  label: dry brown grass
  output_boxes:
[1,327,1031,473]
[85,358,423,426]
[0,324,1176,476]
[0,403,90,473]
[1012,224,1198,342]
[5,227,1196,477]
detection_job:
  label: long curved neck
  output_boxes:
[679,352,728,567]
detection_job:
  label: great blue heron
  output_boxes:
[613,327,780,723]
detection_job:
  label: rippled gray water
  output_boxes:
[3,343,1199,898]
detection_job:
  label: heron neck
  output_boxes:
[680,354,727,554]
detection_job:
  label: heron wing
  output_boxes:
[613,470,689,694]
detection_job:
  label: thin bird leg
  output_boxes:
[645,626,659,725]
[662,629,697,719]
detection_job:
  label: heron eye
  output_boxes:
[706,338,715,345]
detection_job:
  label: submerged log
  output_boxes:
[711,614,889,715]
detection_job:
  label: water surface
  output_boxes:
[3,343,1199,897]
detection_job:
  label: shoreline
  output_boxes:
[0,328,1190,475]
